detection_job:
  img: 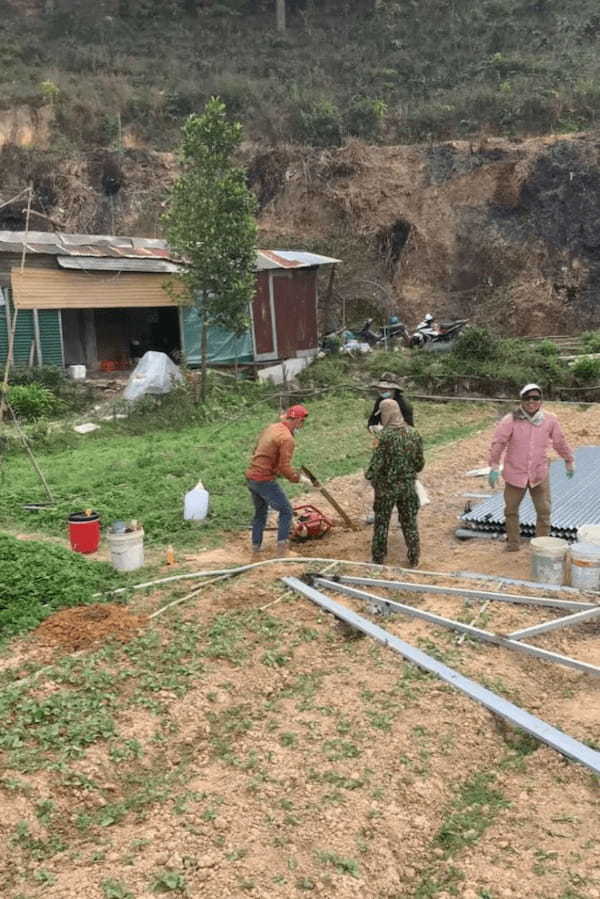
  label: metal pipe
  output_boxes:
[283,577,600,776]
[315,578,600,678]
[455,571,588,595]
[328,575,596,612]
[507,606,600,641]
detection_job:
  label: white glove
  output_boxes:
[299,473,312,485]
[369,425,383,435]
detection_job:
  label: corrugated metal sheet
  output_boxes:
[38,309,63,365]
[256,250,340,270]
[57,256,182,274]
[462,446,600,539]
[11,269,176,309]
[0,231,340,271]
[0,231,175,260]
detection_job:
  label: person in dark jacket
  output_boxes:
[365,398,424,566]
[368,373,414,429]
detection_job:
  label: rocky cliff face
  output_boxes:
[256,133,600,335]
[2,126,600,335]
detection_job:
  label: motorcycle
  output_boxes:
[357,318,410,348]
[410,318,469,350]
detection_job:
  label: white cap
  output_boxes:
[520,383,542,397]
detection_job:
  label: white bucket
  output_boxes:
[530,536,568,585]
[107,527,144,572]
[570,542,600,591]
[576,525,600,546]
[69,364,87,380]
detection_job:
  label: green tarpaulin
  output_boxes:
[181,305,253,366]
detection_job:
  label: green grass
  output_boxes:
[0,394,494,550]
[0,533,123,642]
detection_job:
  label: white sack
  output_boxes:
[415,479,431,507]
[123,351,184,402]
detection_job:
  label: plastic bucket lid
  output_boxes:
[570,542,600,562]
[530,536,568,558]
[577,525,600,545]
[69,511,100,523]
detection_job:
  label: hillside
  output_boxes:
[2,1,600,332]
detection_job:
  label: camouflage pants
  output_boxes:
[371,484,420,566]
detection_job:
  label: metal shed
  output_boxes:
[0,232,339,370]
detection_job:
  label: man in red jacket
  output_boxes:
[246,405,309,554]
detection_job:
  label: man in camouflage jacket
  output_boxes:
[365,398,425,566]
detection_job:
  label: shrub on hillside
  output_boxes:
[297,356,355,389]
[344,98,387,141]
[289,98,342,147]
[533,339,560,357]
[581,330,600,353]
[453,327,499,361]
[571,356,600,382]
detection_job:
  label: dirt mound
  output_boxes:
[34,603,147,650]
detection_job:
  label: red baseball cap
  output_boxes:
[285,404,309,419]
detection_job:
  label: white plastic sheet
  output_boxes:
[123,351,184,402]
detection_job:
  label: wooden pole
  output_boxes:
[276,0,286,32]
[200,300,208,403]
[0,306,18,420]
[20,185,33,273]
[7,402,55,504]
[301,465,359,531]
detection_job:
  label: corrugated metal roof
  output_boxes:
[462,446,600,539]
[257,250,340,270]
[0,231,174,260]
[0,230,341,269]
[57,256,182,274]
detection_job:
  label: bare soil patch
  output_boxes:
[34,603,147,650]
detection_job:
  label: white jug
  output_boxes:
[184,480,209,521]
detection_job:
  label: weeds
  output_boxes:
[101,881,134,899]
[152,870,186,893]
[316,850,359,877]
[435,771,510,855]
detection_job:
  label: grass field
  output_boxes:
[0,395,495,551]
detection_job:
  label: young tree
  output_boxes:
[163,98,257,401]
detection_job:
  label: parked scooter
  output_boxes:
[357,318,410,348]
[410,318,469,349]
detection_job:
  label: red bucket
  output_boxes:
[68,511,101,554]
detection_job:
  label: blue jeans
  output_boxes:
[247,479,293,547]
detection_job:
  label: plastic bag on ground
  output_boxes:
[123,351,184,402]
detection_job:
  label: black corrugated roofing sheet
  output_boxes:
[461,446,600,540]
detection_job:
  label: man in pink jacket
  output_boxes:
[487,383,575,551]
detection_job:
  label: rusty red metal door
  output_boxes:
[272,269,318,358]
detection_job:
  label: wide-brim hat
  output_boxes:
[371,371,404,392]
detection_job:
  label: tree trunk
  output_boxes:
[276,0,286,32]
[200,301,208,404]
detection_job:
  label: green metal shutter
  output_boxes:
[38,310,64,366]
[11,309,35,365]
